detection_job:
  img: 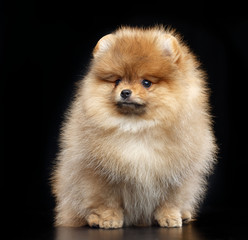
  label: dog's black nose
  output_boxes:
[120,89,132,99]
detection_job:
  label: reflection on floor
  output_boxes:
[55,224,205,240]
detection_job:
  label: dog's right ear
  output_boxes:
[93,34,114,57]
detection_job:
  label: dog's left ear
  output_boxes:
[162,34,182,63]
[93,34,114,57]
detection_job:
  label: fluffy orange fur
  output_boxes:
[51,26,217,229]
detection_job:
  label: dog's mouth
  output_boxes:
[116,101,146,115]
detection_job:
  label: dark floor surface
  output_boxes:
[18,209,247,240]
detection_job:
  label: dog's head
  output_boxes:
[81,27,199,131]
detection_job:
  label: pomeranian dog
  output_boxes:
[51,26,217,229]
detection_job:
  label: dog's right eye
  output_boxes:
[115,79,121,86]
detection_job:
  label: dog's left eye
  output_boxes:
[142,80,152,88]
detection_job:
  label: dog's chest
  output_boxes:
[117,132,166,165]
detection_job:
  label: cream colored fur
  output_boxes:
[51,26,217,229]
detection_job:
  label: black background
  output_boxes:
[3,1,248,239]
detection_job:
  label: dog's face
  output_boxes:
[82,28,189,130]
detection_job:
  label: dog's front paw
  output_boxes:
[86,208,124,229]
[156,215,182,228]
[101,219,124,229]
[181,210,192,224]
[154,207,182,228]
[87,214,123,229]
